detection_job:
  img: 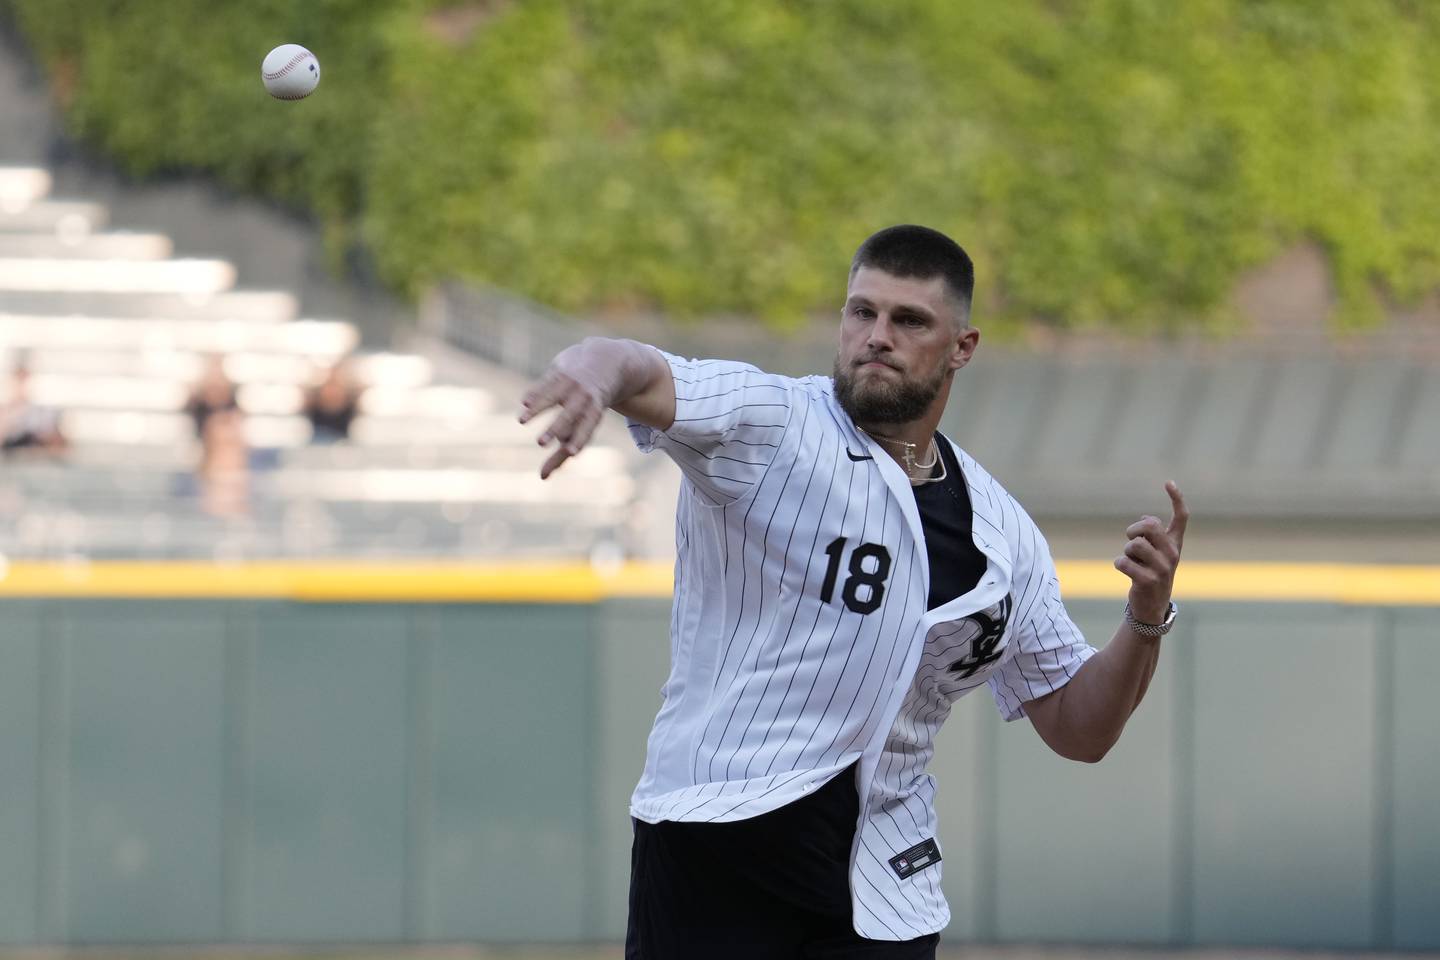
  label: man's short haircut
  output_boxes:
[850,225,975,320]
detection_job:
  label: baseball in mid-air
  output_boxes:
[261,44,320,100]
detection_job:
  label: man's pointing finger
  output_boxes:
[1165,480,1189,547]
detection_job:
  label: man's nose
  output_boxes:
[867,314,896,350]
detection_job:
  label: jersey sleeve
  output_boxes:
[626,351,797,505]
[988,503,1098,722]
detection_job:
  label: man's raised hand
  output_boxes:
[1114,481,1189,624]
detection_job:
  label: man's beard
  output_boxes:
[832,353,949,426]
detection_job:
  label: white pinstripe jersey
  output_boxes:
[627,352,1096,941]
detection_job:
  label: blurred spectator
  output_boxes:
[197,407,250,517]
[303,360,361,444]
[185,355,238,439]
[1,360,67,457]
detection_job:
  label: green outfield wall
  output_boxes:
[0,567,1435,949]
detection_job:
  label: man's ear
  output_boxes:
[950,326,980,371]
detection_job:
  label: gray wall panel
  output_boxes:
[1250,358,1339,468]
[245,605,409,940]
[950,358,1062,472]
[423,605,592,941]
[60,605,226,942]
[0,603,41,943]
[1191,607,1379,947]
[1391,610,1440,949]
[1102,354,1201,470]
[1025,361,1127,470]
[1319,362,1415,468]
[0,596,1433,950]
[945,359,1001,455]
[592,600,672,939]
[1394,369,1440,468]
[1177,357,1268,469]
[991,603,1179,943]
[930,690,989,941]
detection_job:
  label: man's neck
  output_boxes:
[856,416,943,476]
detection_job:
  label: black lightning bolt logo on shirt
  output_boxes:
[948,594,1013,678]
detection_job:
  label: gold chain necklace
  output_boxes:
[867,433,948,486]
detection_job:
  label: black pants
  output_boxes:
[625,766,939,959]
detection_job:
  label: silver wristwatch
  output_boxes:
[1124,601,1178,637]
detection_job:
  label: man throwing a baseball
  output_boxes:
[521,225,1188,959]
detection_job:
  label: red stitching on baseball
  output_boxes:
[263,52,311,81]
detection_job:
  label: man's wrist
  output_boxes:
[1129,603,1168,624]
[574,337,640,408]
[1123,601,1178,638]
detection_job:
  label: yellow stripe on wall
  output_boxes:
[1057,561,1440,606]
[0,561,674,603]
[0,560,1435,605]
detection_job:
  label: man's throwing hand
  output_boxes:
[1114,481,1189,624]
[518,341,615,479]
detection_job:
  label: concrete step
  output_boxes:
[220,382,493,417]
[0,288,297,321]
[11,347,249,383]
[1,364,487,416]
[266,465,634,506]
[59,409,303,447]
[2,461,631,509]
[0,166,52,207]
[0,199,107,233]
[348,411,541,446]
[0,501,619,560]
[0,257,235,294]
[0,231,173,259]
[55,409,544,449]
[357,384,493,417]
[277,442,621,472]
[50,439,623,474]
[0,464,180,499]
[0,314,358,355]
[23,373,190,411]
[51,443,198,471]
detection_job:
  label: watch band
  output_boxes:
[1124,601,1178,637]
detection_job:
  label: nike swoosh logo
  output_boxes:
[846,449,874,462]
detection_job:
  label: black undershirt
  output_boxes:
[912,435,988,610]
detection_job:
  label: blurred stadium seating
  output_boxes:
[0,166,640,562]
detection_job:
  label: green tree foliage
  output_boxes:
[8,0,1439,332]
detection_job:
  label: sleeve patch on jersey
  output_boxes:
[889,838,941,879]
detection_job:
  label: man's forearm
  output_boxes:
[1035,623,1162,763]
[1025,483,1187,763]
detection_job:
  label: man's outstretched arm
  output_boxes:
[1023,481,1189,762]
[518,337,676,478]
